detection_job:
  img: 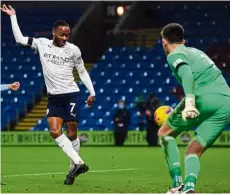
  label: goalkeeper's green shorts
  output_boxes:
[166,94,230,147]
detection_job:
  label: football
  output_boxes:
[154,106,173,127]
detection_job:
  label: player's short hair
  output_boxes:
[161,23,184,43]
[52,20,69,30]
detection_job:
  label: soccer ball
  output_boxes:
[154,106,173,127]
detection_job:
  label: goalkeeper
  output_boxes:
[158,23,230,194]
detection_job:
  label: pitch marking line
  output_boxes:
[1,168,139,178]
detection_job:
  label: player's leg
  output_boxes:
[47,93,85,177]
[66,121,80,171]
[63,92,88,185]
[65,92,82,169]
[158,122,183,191]
[181,140,204,194]
[64,121,88,185]
[158,98,199,192]
[48,117,83,165]
[182,97,230,193]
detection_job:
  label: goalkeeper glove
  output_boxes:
[182,96,200,120]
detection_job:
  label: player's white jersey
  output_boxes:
[31,38,82,95]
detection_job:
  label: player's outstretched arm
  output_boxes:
[1,84,9,91]
[1,82,20,91]
[1,4,29,46]
[9,82,20,91]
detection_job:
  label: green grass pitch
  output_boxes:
[1,146,230,193]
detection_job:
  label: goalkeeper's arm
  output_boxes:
[177,64,200,120]
[177,64,195,99]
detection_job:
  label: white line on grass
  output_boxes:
[1,168,138,178]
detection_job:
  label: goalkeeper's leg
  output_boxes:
[158,122,183,189]
[182,140,204,193]
[182,103,230,193]
[158,98,201,192]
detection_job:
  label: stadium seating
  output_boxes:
[32,43,230,131]
[206,42,230,76]
[77,2,229,131]
[154,2,230,50]
[2,3,230,131]
[1,8,83,130]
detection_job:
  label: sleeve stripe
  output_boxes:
[26,37,33,47]
[175,62,188,72]
[173,58,183,68]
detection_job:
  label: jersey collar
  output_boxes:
[168,44,185,57]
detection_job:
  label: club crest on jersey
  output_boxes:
[64,48,71,55]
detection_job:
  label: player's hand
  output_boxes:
[9,82,20,91]
[85,95,95,108]
[182,97,200,120]
[1,4,16,16]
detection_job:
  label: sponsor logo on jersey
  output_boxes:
[43,53,79,65]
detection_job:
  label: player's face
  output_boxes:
[53,26,70,47]
[162,38,170,55]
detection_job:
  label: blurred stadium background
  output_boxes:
[1,1,230,146]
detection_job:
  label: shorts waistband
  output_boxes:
[48,92,80,98]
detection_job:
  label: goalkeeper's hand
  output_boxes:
[182,96,200,120]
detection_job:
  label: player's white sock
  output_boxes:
[55,134,83,165]
[69,137,80,170]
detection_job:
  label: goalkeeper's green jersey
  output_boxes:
[167,45,230,96]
